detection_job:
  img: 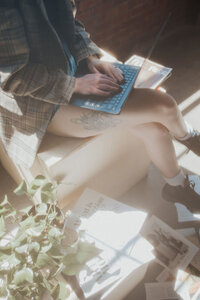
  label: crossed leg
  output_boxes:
[47,88,187,178]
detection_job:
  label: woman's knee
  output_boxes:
[153,91,178,117]
[127,88,178,116]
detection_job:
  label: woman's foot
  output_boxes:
[162,174,200,213]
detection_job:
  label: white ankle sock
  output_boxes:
[164,169,186,187]
[177,122,195,141]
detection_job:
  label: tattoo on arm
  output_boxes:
[71,111,121,131]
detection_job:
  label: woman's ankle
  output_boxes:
[163,169,185,187]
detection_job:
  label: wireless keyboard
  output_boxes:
[70,63,140,114]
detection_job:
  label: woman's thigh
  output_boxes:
[47,88,175,138]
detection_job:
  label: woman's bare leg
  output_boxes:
[47,88,186,178]
[130,122,180,178]
[48,88,187,138]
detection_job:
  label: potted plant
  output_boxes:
[0,175,97,300]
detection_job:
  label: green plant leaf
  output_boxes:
[6,210,16,220]
[20,215,35,228]
[61,241,98,276]
[0,216,5,237]
[35,203,48,215]
[0,244,12,255]
[0,254,20,271]
[28,242,40,254]
[58,282,70,300]
[25,223,45,237]
[41,182,54,192]
[41,242,52,253]
[49,244,63,258]
[18,205,32,215]
[41,191,56,204]
[35,253,52,268]
[15,244,28,254]
[11,230,27,248]
[14,268,33,285]
[28,175,48,196]
[76,240,98,264]
[0,207,10,217]
[0,277,8,298]
[41,183,57,203]
[0,195,9,208]
[62,254,83,276]
[13,181,27,196]
[62,262,83,276]
[0,196,13,218]
[48,227,62,239]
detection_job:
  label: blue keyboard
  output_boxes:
[70,63,140,114]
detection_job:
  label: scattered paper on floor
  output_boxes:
[145,282,182,300]
[141,215,199,273]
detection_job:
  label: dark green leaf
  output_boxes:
[62,263,83,276]
[58,282,70,300]
[62,254,83,276]
[20,215,35,228]
[41,242,52,253]
[28,242,40,254]
[0,207,10,217]
[14,268,33,285]
[48,227,62,239]
[12,230,27,247]
[35,203,47,215]
[0,254,20,271]
[35,253,52,268]
[15,244,28,254]
[0,277,8,298]
[25,223,45,237]
[18,205,32,215]
[13,181,27,196]
[0,216,5,236]
[76,240,98,264]
[0,195,11,210]
[28,175,48,197]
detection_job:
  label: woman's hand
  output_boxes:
[86,55,124,84]
[74,73,121,97]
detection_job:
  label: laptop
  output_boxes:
[70,14,171,115]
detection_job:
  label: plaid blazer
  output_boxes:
[0,0,101,168]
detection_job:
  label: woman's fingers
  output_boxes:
[94,89,112,97]
[74,73,122,96]
[99,75,121,89]
[99,65,124,83]
[111,67,124,83]
[99,83,121,92]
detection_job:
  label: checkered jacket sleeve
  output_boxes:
[73,18,102,64]
[0,4,101,105]
[70,0,102,64]
[0,7,76,105]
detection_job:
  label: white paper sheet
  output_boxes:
[141,216,198,273]
[125,55,172,89]
[156,268,171,282]
[175,269,200,300]
[145,282,182,300]
[65,189,153,298]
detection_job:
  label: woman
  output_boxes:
[0,0,200,212]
